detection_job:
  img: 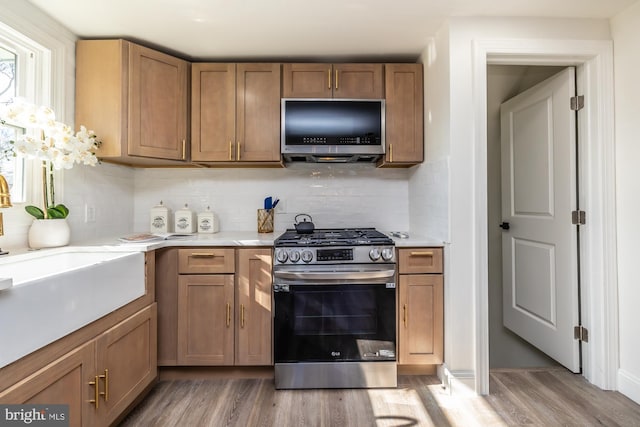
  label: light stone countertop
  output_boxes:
[1,230,445,258]
[103,230,445,250]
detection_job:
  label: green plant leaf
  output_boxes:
[47,206,66,219]
[25,205,45,219]
[54,204,69,217]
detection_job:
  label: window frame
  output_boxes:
[0,19,54,207]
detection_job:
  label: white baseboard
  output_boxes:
[618,369,640,405]
[439,365,477,396]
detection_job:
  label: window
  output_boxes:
[0,24,40,204]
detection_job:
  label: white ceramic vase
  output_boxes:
[28,218,71,249]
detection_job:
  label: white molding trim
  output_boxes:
[471,38,618,395]
[618,369,640,404]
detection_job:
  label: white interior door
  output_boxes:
[500,67,580,372]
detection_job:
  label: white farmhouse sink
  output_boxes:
[0,248,146,368]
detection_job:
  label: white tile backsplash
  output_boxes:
[133,163,410,233]
[409,157,449,241]
[4,162,412,248]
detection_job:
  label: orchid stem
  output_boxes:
[41,160,48,219]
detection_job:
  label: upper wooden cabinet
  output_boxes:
[283,63,384,99]
[191,63,282,164]
[76,39,189,166]
[379,63,424,166]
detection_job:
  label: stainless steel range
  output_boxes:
[273,228,397,389]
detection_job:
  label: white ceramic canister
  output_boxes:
[174,203,196,233]
[150,201,170,233]
[197,206,219,233]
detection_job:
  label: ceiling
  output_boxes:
[28,0,636,61]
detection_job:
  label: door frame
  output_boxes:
[471,39,618,394]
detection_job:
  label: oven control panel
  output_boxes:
[317,248,353,262]
[274,246,395,265]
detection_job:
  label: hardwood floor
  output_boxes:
[119,368,640,426]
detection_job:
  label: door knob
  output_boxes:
[499,222,510,230]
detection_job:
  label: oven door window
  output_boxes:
[274,284,396,363]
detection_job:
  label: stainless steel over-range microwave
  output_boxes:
[280,98,385,163]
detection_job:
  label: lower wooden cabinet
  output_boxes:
[162,247,273,367]
[235,248,273,366]
[398,274,443,364]
[397,248,444,365]
[96,304,157,426]
[0,342,97,426]
[177,274,235,365]
[0,304,157,427]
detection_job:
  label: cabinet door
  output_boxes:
[129,43,189,160]
[236,249,273,365]
[192,63,236,162]
[333,64,384,99]
[398,274,443,365]
[96,304,157,426]
[0,342,97,427]
[282,63,332,98]
[177,275,235,365]
[236,63,282,162]
[383,63,424,164]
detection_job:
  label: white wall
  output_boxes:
[611,0,640,404]
[423,16,612,392]
[410,24,450,241]
[133,164,410,233]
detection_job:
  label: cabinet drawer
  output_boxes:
[398,248,443,274]
[178,249,235,274]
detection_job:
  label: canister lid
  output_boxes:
[176,203,193,214]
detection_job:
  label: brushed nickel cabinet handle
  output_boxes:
[390,144,393,162]
[226,303,231,327]
[237,141,241,160]
[229,141,233,160]
[335,69,339,90]
[327,68,331,89]
[181,139,186,160]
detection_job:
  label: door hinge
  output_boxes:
[572,210,586,225]
[574,325,589,342]
[570,95,584,111]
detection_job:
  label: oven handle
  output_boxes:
[273,268,396,281]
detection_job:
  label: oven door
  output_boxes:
[273,265,396,364]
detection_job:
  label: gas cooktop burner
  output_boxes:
[275,228,394,247]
